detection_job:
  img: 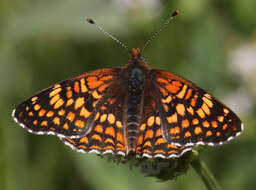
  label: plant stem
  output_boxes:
[190,152,223,190]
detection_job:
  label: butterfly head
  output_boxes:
[128,48,148,67]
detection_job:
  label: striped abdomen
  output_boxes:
[125,68,144,151]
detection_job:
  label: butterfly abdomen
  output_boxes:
[125,68,145,151]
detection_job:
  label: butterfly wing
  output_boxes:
[135,87,192,158]
[12,68,122,138]
[151,69,243,147]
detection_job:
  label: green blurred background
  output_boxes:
[1,0,256,189]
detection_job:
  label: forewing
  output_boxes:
[12,68,121,138]
[151,69,243,147]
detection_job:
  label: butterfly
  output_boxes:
[12,11,243,159]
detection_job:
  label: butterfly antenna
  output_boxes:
[86,18,131,53]
[141,10,180,53]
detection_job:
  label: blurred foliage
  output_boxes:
[1,0,256,190]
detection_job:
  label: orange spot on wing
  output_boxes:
[50,94,60,105]
[187,106,194,115]
[176,103,185,116]
[105,138,114,144]
[216,131,221,137]
[46,111,54,117]
[116,121,122,128]
[79,137,88,144]
[33,120,38,125]
[192,118,199,125]
[104,146,114,151]
[100,114,107,123]
[49,88,62,98]
[58,109,65,116]
[66,98,74,107]
[202,96,213,108]
[105,127,115,137]
[185,88,192,100]
[41,120,48,127]
[211,121,218,128]
[166,84,180,94]
[34,104,41,111]
[92,90,102,99]
[107,114,115,124]
[87,78,103,89]
[194,126,202,135]
[98,84,108,92]
[94,112,100,121]
[87,76,97,82]
[196,108,205,119]
[218,116,224,123]
[184,131,192,137]
[172,80,182,87]
[91,134,102,142]
[167,144,178,149]
[140,123,146,131]
[154,149,165,154]
[206,131,212,137]
[144,141,152,147]
[223,108,229,115]
[66,90,72,99]
[66,112,75,122]
[170,126,180,135]
[94,125,103,133]
[202,121,210,128]
[28,112,34,116]
[142,149,152,154]
[155,138,165,145]
[31,96,38,102]
[80,107,91,118]
[38,109,46,117]
[80,78,88,93]
[75,120,84,129]
[53,117,60,125]
[177,85,187,99]
[74,97,85,110]
[167,113,177,124]
[168,150,178,154]
[117,132,124,144]
[182,119,190,128]
[159,86,168,97]
[147,116,155,127]
[155,116,161,125]
[162,96,172,103]
[156,77,168,84]
[144,129,154,140]
[63,123,69,130]
[89,145,101,150]
[136,135,143,146]
[202,103,210,115]
[191,98,196,107]
[156,128,162,137]
[101,75,113,81]
[222,124,228,130]
[74,81,80,93]
[54,98,64,109]
[78,145,87,149]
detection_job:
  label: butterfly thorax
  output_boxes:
[122,48,151,152]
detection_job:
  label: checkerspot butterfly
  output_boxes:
[12,10,243,159]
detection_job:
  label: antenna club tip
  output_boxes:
[172,9,180,17]
[85,17,95,24]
